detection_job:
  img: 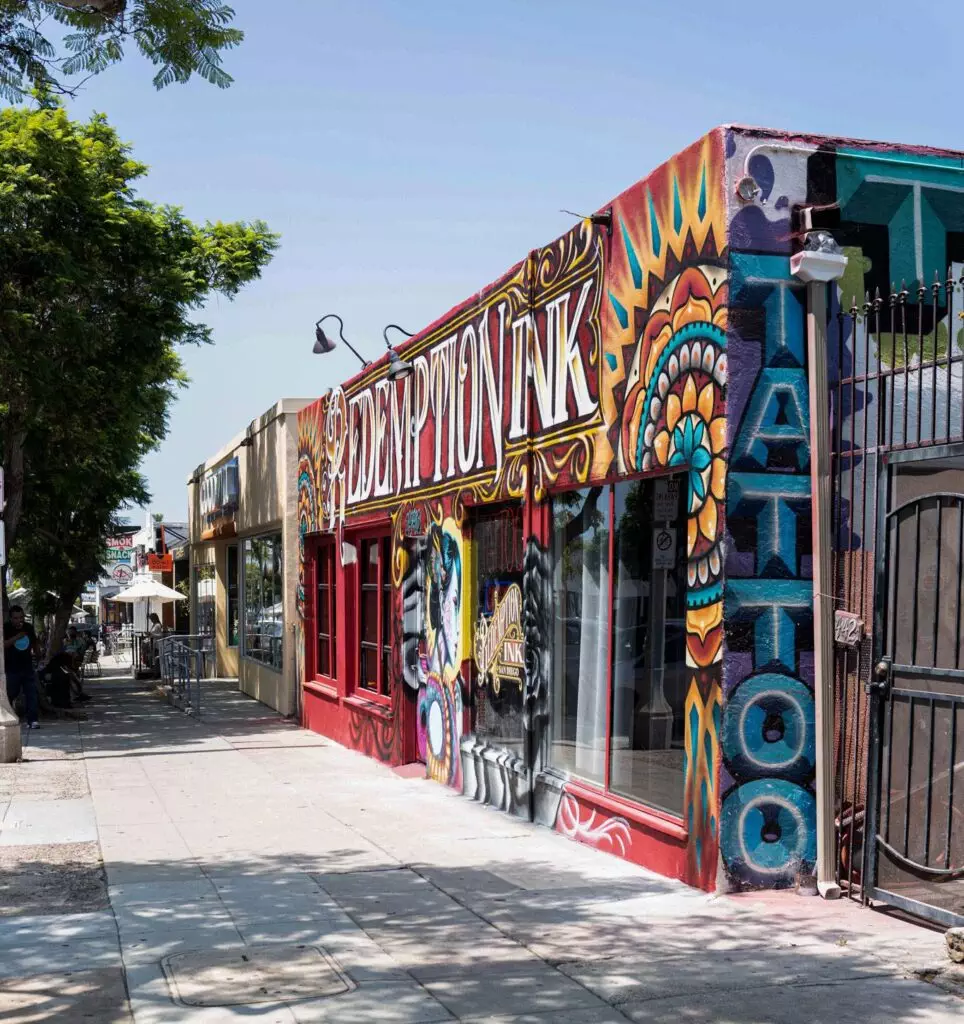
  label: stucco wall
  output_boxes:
[188,398,312,714]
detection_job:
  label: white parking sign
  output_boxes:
[652,526,676,569]
[653,476,679,521]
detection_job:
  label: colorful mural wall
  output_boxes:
[722,130,816,889]
[719,127,964,890]
[597,134,727,889]
[297,130,729,891]
[296,123,964,894]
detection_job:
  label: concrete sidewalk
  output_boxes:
[0,679,961,1023]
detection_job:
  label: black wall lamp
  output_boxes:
[313,313,372,367]
[313,314,415,381]
[384,324,414,382]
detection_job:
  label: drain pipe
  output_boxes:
[791,223,848,900]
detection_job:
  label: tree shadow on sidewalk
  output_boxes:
[0,844,960,1023]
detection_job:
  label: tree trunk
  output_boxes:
[48,601,74,661]
[2,424,26,552]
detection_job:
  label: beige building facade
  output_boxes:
[187,398,311,716]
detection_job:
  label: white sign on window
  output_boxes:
[652,526,676,570]
[653,477,680,521]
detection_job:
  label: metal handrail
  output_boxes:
[158,633,207,717]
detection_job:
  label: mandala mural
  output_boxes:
[606,132,727,889]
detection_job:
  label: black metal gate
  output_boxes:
[865,448,964,927]
[831,274,964,927]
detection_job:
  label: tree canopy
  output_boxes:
[0,100,277,641]
[0,1,242,102]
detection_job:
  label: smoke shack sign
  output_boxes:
[474,584,525,694]
[315,227,604,526]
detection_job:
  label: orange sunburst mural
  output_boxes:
[603,130,727,889]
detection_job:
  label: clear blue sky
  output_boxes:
[65,0,964,519]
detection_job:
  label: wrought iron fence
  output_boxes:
[831,271,964,901]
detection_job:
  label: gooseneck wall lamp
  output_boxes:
[383,324,415,382]
[313,313,372,367]
[312,315,415,382]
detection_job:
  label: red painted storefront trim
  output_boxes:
[557,780,691,885]
[301,526,412,768]
[302,678,338,702]
[564,779,688,843]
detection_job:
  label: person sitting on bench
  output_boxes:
[39,651,91,709]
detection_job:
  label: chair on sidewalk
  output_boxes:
[80,644,102,679]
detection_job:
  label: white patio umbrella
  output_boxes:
[109,578,186,632]
[110,580,185,603]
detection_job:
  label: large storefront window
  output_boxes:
[610,477,687,815]
[243,532,283,671]
[472,504,525,754]
[315,539,337,679]
[548,474,688,817]
[226,545,239,647]
[358,534,391,699]
[550,487,610,784]
[194,564,216,638]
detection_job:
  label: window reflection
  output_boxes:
[194,564,216,638]
[243,532,284,671]
[226,546,239,647]
[609,478,687,816]
[549,486,610,784]
[359,535,391,697]
[473,504,525,755]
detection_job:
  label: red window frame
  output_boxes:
[314,537,337,681]
[354,527,392,706]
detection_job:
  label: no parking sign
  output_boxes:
[652,526,676,570]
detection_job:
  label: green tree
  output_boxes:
[0,100,277,647]
[0,0,242,102]
[9,446,145,649]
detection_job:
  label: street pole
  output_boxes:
[792,231,848,899]
[0,634,22,762]
[0,469,23,761]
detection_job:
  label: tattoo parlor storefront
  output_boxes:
[300,124,926,893]
[297,132,726,891]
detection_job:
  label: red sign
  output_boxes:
[148,553,173,573]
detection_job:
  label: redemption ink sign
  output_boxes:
[473,584,525,694]
[313,226,606,527]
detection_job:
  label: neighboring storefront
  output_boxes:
[188,399,311,715]
[296,125,964,904]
